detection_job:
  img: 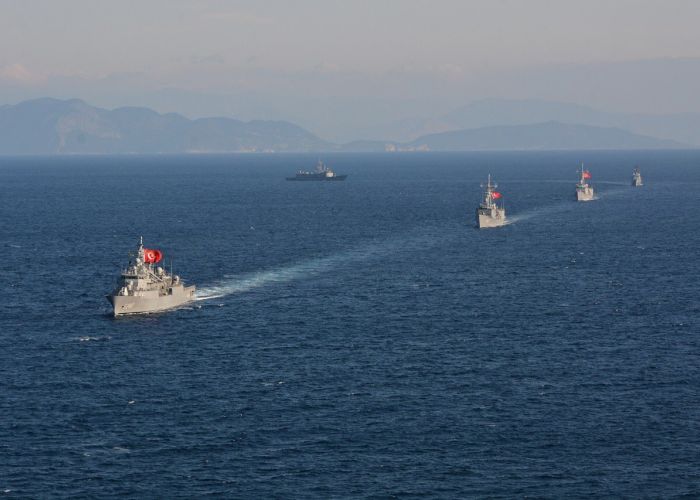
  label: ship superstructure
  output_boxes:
[476,174,506,228]
[632,166,643,187]
[286,160,347,181]
[106,237,195,316]
[576,164,595,201]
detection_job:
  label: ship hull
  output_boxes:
[632,178,643,187]
[107,285,196,316]
[576,188,595,201]
[476,207,506,228]
[286,175,347,181]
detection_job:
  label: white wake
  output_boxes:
[195,229,447,300]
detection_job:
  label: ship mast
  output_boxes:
[482,174,497,208]
[137,236,145,267]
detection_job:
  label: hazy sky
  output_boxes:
[1,0,700,140]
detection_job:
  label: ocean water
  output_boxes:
[1,151,699,498]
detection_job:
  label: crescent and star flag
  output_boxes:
[491,191,502,199]
[144,248,163,263]
[583,171,592,179]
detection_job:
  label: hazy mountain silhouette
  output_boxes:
[0,98,688,154]
[398,98,700,146]
[0,98,332,154]
[406,121,685,151]
[353,122,685,152]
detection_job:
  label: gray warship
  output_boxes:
[286,160,347,181]
[632,166,643,187]
[576,164,595,201]
[106,237,195,317]
[476,174,506,228]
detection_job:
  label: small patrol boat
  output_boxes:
[106,237,195,317]
[576,164,595,201]
[632,166,643,187]
[286,160,347,181]
[476,174,506,228]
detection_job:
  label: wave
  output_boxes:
[196,182,634,297]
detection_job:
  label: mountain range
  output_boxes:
[0,98,332,154]
[389,98,700,146]
[0,98,691,154]
[395,121,682,151]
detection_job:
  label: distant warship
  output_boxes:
[286,160,347,181]
[576,165,595,201]
[476,174,506,228]
[107,237,195,317]
[632,166,643,187]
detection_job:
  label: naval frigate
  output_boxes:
[107,237,195,317]
[286,160,347,181]
[576,165,595,201]
[476,174,506,228]
[632,166,643,187]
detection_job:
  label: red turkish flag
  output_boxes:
[144,248,163,263]
[583,171,592,179]
[491,191,502,199]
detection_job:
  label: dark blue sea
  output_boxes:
[1,151,699,498]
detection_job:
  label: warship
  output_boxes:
[476,174,506,228]
[106,237,195,317]
[286,160,347,181]
[632,166,643,187]
[576,165,595,201]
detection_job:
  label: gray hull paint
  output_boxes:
[287,160,346,181]
[576,187,595,201]
[108,285,195,316]
[286,175,347,181]
[576,166,595,201]
[632,168,643,187]
[477,207,506,228]
[476,174,506,228]
[107,238,196,317]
